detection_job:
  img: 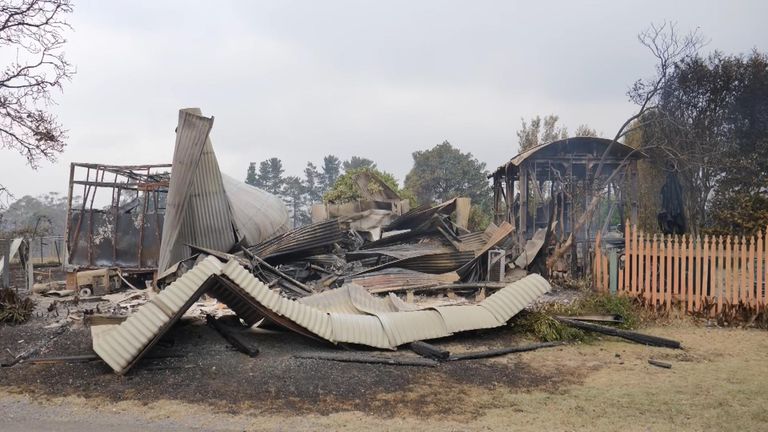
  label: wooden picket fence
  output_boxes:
[594,225,767,314]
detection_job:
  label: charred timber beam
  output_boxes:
[556,317,681,349]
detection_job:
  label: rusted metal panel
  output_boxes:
[479,273,552,323]
[348,268,460,292]
[221,259,333,340]
[66,163,169,271]
[247,219,348,264]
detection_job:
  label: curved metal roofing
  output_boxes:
[493,136,645,175]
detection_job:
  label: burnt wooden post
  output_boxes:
[519,163,528,245]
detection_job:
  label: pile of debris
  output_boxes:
[79,108,562,374]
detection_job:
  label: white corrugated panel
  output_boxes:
[329,313,392,349]
[92,256,223,373]
[221,174,290,246]
[388,294,423,312]
[348,284,399,315]
[298,285,360,315]
[434,305,502,333]
[221,260,333,340]
[375,310,451,347]
[478,274,552,323]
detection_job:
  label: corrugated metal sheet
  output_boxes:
[434,305,501,333]
[158,109,222,272]
[329,313,392,349]
[346,245,454,261]
[456,221,515,280]
[298,285,360,315]
[92,258,553,372]
[220,259,333,340]
[247,219,347,264]
[348,268,460,293]
[208,281,264,327]
[352,251,475,276]
[374,310,450,347]
[388,293,421,312]
[479,273,552,322]
[221,174,291,246]
[158,108,289,273]
[348,284,400,314]
[92,256,223,373]
[384,198,456,232]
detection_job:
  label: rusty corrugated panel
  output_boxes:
[352,250,474,276]
[479,273,552,322]
[433,305,501,333]
[208,281,264,326]
[220,259,333,340]
[92,256,223,373]
[348,268,460,292]
[346,245,454,261]
[374,310,451,347]
[456,221,515,280]
[329,313,392,349]
[247,219,348,264]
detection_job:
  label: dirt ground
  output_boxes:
[1,311,767,431]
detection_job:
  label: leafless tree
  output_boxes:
[0,0,74,201]
[547,21,705,269]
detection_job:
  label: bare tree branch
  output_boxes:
[0,0,74,170]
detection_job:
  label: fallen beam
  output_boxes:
[557,314,624,324]
[648,359,672,369]
[240,246,312,296]
[24,352,185,365]
[448,341,565,361]
[294,352,438,367]
[555,317,681,349]
[206,314,260,358]
[409,341,450,361]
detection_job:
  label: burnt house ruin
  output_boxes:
[490,137,644,275]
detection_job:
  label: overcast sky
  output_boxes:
[1,0,766,198]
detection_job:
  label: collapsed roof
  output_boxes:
[92,255,551,374]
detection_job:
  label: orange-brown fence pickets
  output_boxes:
[593,224,767,315]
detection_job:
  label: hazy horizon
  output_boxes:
[1,0,765,199]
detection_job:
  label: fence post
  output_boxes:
[659,235,666,308]
[715,236,723,314]
[687,235,694,312]
[638,231,645,299]
[666,235,673,309]
[749,233,756,307]
[758,229,765,307]
[632,224,639,296]
[651,234,658,307]
[740,236,748,308]
[702,235,710,314]
[725,235,732,307]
